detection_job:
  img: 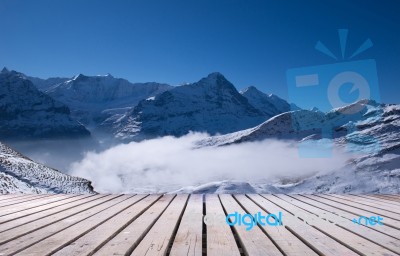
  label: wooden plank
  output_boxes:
[0,194,94,223]
[0,194,71,212]
[170,194,203,256]
[52,195,160,256]
[247,194,358,256]
[0,194,28,202]
[275,194,400,254]
[317,195,400,224]
[15,195,147,256]
[0,194,48,204]
[0,195,128,255]
[291,195,400,240]
[359,195,400,205]
[0,194,39,203]
[0,194,398,255]
[0,194,100,231]
[0,194,71,214]
[309,194,400,226]
[385,195,400,199]
[131,194,189,256]
[349,194,400,209]
[262,194,395,256]
[94,194,175,256]
[234,194,318,256]
[0,194,117,244]
[366,194,400,202]
[0,194,78,218]
[0,194,49,208]
[205,194,241,256]
[374,195,400,201]
[219,194,283,256]
[331,194,400,215]
[322,194,400,219]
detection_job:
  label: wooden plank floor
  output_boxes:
[0,194,399,256]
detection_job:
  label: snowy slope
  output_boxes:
[198,100,386,146]
[240,86,291,117]
[0,142,94,194]
[172,181,258,194]
[0,68,90,140]
[27,76,69,91]
[45,74,172,128]
[113,73,282,140]
[191,100,400,194]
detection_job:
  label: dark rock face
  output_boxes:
[0,69,90,140]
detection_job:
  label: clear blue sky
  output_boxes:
[0,0,399,103]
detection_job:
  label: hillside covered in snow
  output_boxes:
[0,142,94,194]
[190,100,400,194]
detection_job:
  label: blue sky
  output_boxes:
[0,0,399,104]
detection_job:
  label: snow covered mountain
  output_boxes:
[113,72,282,140]
[45,74,172,129]
[17,70,295,142]
[0,142,94,194]
[198,100,386,145]
[193,100,400,194]
[0,68,90,140]
[240,86,292,117]
[27,76,69,91]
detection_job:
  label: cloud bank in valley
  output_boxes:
[70,133,352,193]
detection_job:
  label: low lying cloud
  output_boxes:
[70,133,352,193]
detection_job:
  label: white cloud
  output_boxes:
[70,133,351,193]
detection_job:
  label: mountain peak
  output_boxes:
[1,67,9,73]
[72,73,88,81]
[198,72,234,89]
[240,86,264,95]
[206,72,225,79]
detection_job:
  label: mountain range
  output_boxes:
[44,74,171,130]
[0,67,399,194]
[113,72,289,140]
[2,68,293,142]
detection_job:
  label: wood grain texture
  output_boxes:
[131,194,189,256]
[206,194,241,256]
[234,194,318,256]
[248,194,358,256]
[52,195,160,256]
[94,194,174,256]
[263,194,395,256]
[169,194,203,256]
[0,194,398,256]
[219,194,282,256]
